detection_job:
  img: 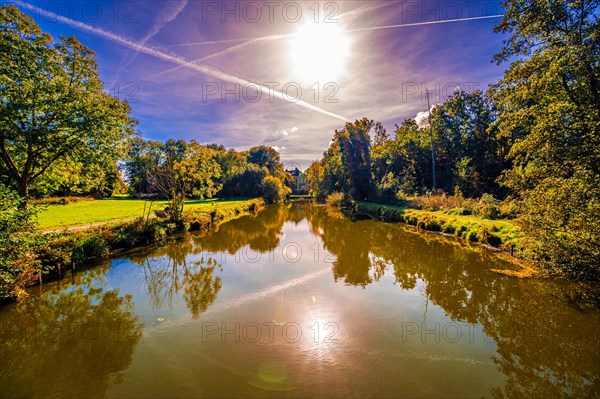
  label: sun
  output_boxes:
[288,20,351,84]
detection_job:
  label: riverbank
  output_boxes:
[352,202,536,276]
[3,198,265,301]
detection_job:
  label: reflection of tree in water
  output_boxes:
[191,204,289,254]
[305,205,600,398]
[130,205,293,318]
[0,287,143,398]
[136,239,222,318]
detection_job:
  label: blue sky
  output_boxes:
[6,0,507,167]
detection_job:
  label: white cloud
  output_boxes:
[273,129,289,138]
[273,146,287,153]
[415,110,430,129]
[291,126,299,133]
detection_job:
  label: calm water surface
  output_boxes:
[1,204,599,398]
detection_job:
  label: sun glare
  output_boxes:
[288,21,351,84]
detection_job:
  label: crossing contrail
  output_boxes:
[155,1,399,50]
[147,1,403,79]
[114,0,189,82]
[150,12,502,79]
[13,1,349,122]
[149,34,288,79]
[155,11,501,50]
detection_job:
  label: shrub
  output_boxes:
[475,194,501,220]
[72,235,109,264]
[0,184,45,300]
[326,192,353,208]
[261,176,291,204]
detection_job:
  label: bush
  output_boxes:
[0,184,45,299]
[261,176,291,204]
[72,235,109,264]
[326,192,353,208]
[475,194,501,220]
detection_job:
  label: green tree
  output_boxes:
[0,5,136,205]
[431,90,506,196]
[248,145,283,175]
[319,118,376,201]
[123,137,164,196]
[492,0,600,278]
[147,140,221,223]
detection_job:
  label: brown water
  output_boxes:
[1,204,599,398]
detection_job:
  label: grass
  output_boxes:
[355,202,525,252]
[36,197,254,230]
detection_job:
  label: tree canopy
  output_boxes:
[0,5,136,203]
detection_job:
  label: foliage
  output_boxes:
[306,160,325,201]
[145,139,222,225]
[314,118,375,201]
[492,0,600,278]
[124,139,287,205]
[326,192,353,208]
[261,175,291,204]
[221,163,268,197]
[0,184,44,299]
[0,5,136,204]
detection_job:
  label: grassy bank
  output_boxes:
[36,197,254,230]
[4,198,265,301]
[355,202,525,253]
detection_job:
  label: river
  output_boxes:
[1,204,598,398]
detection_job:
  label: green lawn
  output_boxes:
[36,197,252,230]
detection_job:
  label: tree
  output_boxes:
[492,0,600,278]
[123,137,164,196]
[431,90,506,196]
[147,140,221,224]
[0,5,136,204]
[261,175,291,204]
[306,160,325,201]
[221,163,268,197]
[317,118,376,201]
[177,140,222,199]
[248,145,283,175]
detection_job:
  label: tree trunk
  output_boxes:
[17,178,29,208]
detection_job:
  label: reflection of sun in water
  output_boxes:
[288,20,351,84]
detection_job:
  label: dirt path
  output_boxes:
[41,216,148,234]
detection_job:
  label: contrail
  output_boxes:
[155,1,398,50]
[149,34,288,80]
[121,1,189,67]
[14,1,349,122]
[157,34,286,49]
[149,13,502,79]
[347,14,504,33]
[114,0,189,82]
[150,1,399,79]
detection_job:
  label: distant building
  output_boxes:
[286,168,309,193]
